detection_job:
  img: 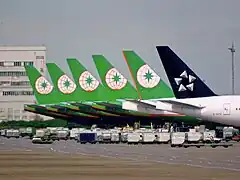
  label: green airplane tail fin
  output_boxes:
[46,63,78,101]
[24,65,56,104]
[92,55,139,100]
[66,58,103,101]
[122,50,174,99]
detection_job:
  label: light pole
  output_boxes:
[228,42,236,95]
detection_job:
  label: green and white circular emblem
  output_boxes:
[137,64,160,88]
[79,71,99,92]
[35,76,53,94]
[57,74,76,94]
[105,68,127,90]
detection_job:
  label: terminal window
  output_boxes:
[24,61,33,66]
[36,56,44,59]
[0,81,11,85]
[0,62,4,66]
[14,116,20,120]
[11,81,30,86]
[2,91,34,96]
[14,62,22,66]
[0,81,30,86]
[0,71,26,76]
[14,110,21,113]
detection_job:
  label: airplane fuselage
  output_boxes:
[155,95,240,127]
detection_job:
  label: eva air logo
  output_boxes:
[35,76,53,94]
[79,71,99,92]
[174,70,196,92]
[137,64,160,88]
[57,74,76,94]
[105,68,127,90]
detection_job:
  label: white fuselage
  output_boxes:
[154,95,240,127]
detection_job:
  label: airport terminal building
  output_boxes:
[0,45,50,121]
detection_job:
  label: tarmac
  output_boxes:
[0,137,240,179]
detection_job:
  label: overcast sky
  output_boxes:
[0,0,239,94]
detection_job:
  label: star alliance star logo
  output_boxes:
[174,70,196,92]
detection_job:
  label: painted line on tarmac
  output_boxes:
[50,146,240,172]
[68,147,240,172]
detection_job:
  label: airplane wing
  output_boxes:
[124,99,157,109]
[157,100,205,109]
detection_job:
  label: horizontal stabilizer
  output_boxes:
[158,100,205,109]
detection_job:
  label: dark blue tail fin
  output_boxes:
[156,46,217,99]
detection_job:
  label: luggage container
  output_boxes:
[70,128,80,140]
[189,128,196,133]
[170,132,185,147]
[155,132,170,144]
[141,132,155,144]
[161,129,169,133]
[96,131,104,143]
[6,129,20,138]
[223,127,234,141]
[102,132,111,143]
[199,125,206,133]
[78,132,97,144]
[127,132,141,144]
[19,128,27,134]
[111,132,120,143]
[98,131,112,144]
[203,130,220,143]
[36,129,46,137]
[215,126,224,138]
[47,127,58,134]
[19,127,35,138]
[186,132,202,143]
[0,129,6,136]
[120,132,128,143]
[42,129,51,136]
[56,130,69,140]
